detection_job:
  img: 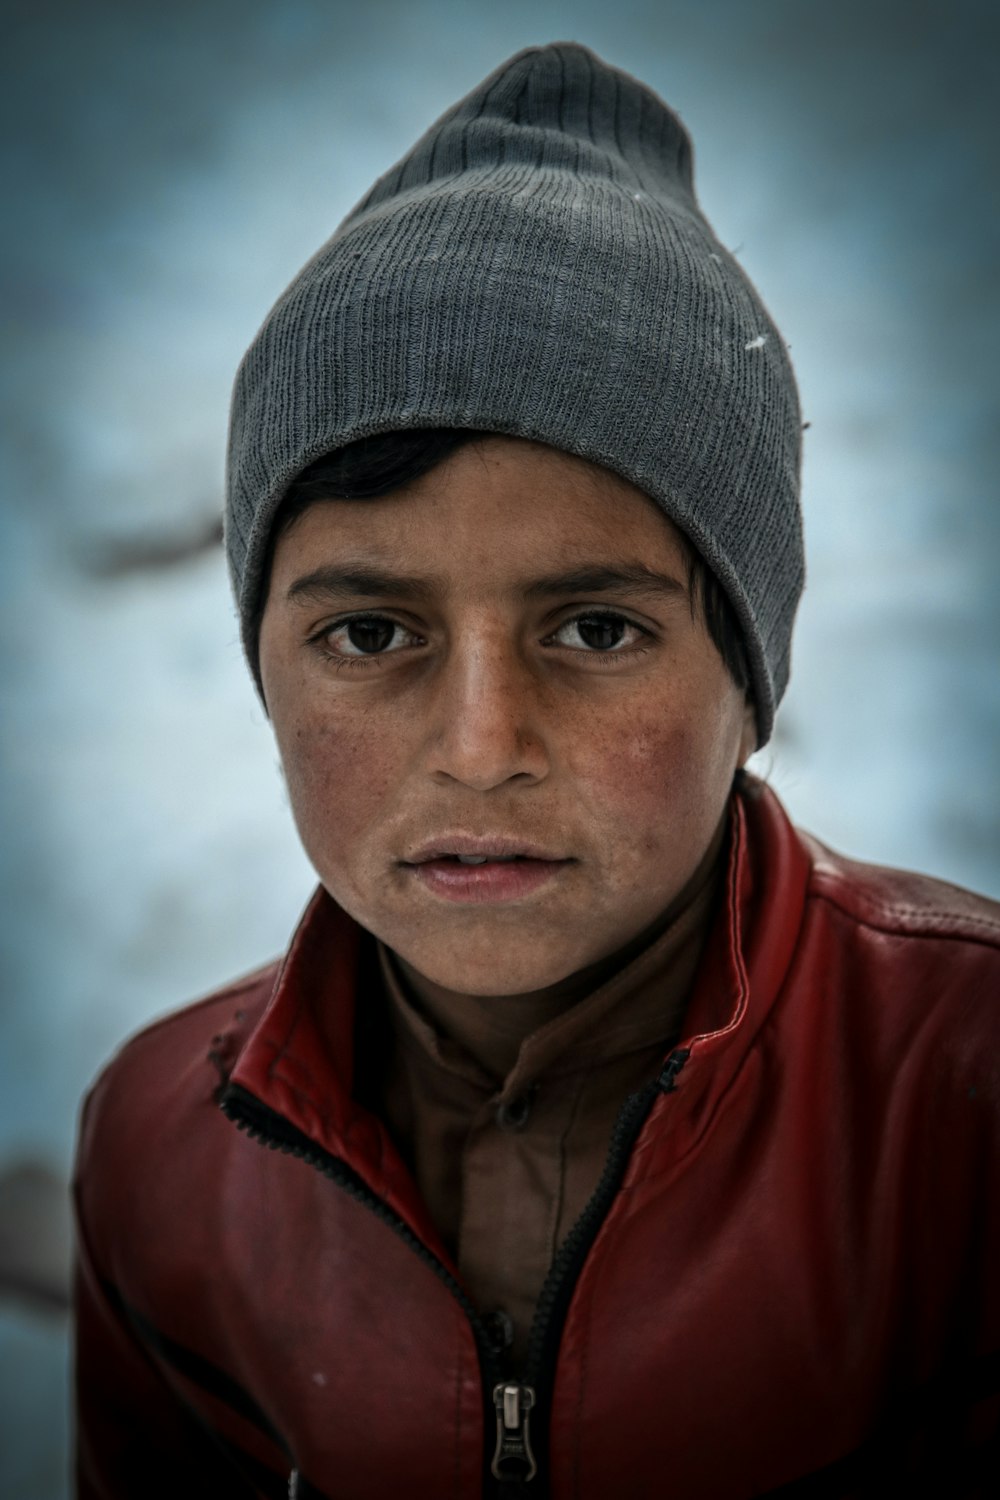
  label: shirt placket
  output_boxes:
[457,1072,586,1368]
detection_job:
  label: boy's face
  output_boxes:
[259,437,755,998]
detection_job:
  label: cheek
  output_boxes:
[607,718,702,820]
[573,699,737,853]
[275,708,397,861]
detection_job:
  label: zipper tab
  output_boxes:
[658,1047,690,1093]
[491,1382,538,1482]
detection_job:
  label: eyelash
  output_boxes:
[309,610,653,670]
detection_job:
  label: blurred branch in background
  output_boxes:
[81,515,223,579]
[0,1161,71,1314]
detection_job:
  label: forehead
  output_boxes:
[269,436,691,589]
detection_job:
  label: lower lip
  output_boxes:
[406,858,570,903]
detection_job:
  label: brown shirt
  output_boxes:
[374,836,724,1367]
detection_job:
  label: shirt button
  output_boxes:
[495,1092,533,1131]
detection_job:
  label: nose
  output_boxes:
[426,631,549,791]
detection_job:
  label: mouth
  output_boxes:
[402,836,569,866]
[422,853,523,865]
[400,838,573,904]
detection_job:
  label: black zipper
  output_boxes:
[219,1045,690,1496]
[508,1046,691,1488]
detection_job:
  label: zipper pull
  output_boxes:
[658,1047,690,1093]
[491,1381,538,1482]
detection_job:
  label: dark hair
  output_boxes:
[258,428,752,705]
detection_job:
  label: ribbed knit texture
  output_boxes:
[226,42,804,744]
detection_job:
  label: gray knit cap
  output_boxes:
[226,42,803,745]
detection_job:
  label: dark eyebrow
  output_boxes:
[286,566,444,605]
[519,564,688,602]
[285,561,688,606]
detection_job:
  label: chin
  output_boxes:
[401,941,578,998]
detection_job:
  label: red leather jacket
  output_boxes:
[73,779,1000,1498]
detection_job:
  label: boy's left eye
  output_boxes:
[550,613,645,652]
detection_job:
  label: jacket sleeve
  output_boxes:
[72,1188,267,1500]
[71,1063,277,1500]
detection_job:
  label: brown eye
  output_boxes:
[547,611,650,658]
[344,617,396,654]
[317,614,423,663]
[575,614,628,650]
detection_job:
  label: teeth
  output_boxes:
[454,854,520,864]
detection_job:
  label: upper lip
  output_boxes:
[402,835,570,864]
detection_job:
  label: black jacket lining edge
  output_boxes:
[760,1346,1000,1497]
[104,1279,330,1497]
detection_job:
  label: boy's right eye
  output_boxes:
[340,617,398,654]
[318,614,418,659]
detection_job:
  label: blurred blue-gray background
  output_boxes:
[1,0,998,1492]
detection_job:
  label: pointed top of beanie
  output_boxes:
[226,41,804,746]
[355,43,697,214]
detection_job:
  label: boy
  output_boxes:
[73,43,999,1498]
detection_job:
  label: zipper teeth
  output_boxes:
[522,1049,690,1385]
[219,1084,501,1376]
[521,1076,661,1384]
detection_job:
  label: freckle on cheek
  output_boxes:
[612,727,706,839]
[620,724,693,780]
[284,720,394,824]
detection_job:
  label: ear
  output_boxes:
[737,699,757,766]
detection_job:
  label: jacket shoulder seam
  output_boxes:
[807,882,1000,950]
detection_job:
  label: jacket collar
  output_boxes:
[649,775,810,1152]
[227,776,811,1194]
